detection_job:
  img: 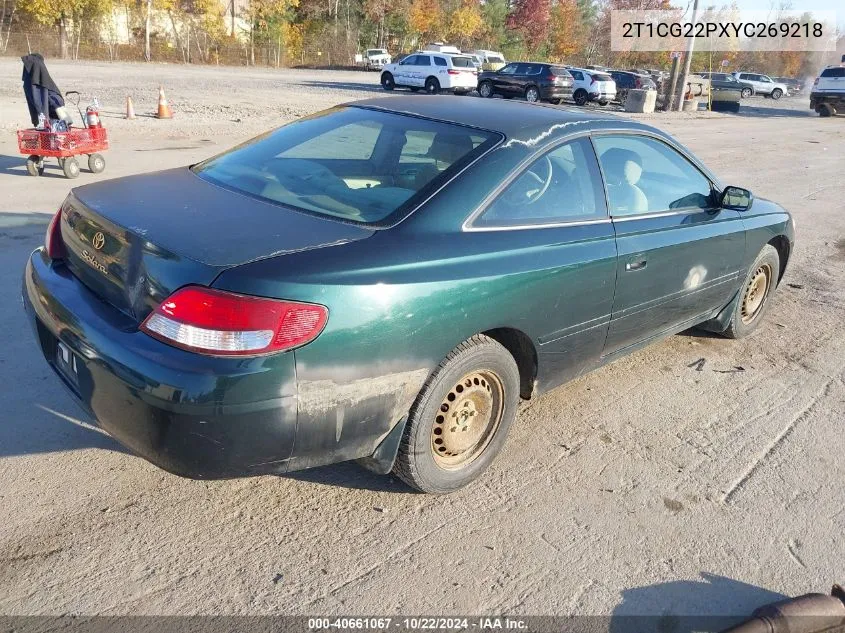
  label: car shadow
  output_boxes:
[609,572,789,633]
[0,154,67,178]
[297,80,384,93]
[282,461,416,493]
[732,103,815,118]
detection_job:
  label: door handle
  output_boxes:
[626,259,647,271]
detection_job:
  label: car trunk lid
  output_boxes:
[60,167,374,322]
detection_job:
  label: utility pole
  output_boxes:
[675,0,700,111]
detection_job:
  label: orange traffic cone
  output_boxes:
[125,95,136,119]
[156,86,173,119]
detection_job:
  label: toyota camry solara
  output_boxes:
[24,97,795,493]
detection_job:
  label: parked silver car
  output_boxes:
[732,72,788,99]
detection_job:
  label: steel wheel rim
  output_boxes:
[480,83,492,97]
[527,88,538,102]
[431,370,504,470]
[740,263,772,324]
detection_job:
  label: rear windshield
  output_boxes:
[550,66,571,76]
[193,107,498,225]
[592,73,613,81]
[450,56,475,68]
[820,67,845,77]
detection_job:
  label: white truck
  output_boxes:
[810,57,845,117]
[362,49,392,71]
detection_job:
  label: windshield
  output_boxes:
[367,49,387,56]
[193,107,498,225]
[488,55,505,63]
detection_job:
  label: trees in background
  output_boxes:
[6,0,840,76]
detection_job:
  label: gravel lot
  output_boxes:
[1,58,843,620]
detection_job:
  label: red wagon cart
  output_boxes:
[16,91,108,179]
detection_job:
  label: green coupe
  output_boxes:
[24,97,794,493]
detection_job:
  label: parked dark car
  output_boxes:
[773,77,804,95]
[24,97,794,494]
[697,72,755,98]
[609,70,656,105]
[708,77,744,112]
[477,62,574,104]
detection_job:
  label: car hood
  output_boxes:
[72,167,375,268]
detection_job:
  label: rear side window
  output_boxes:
[820,67,845,77]
[474,138,607,228]
[194,107,499,225]
[434,56,447,67]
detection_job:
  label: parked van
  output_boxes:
[470,50,507,71]
[424,42,462,55]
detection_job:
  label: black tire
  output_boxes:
[424,77,440,95]
[817,103,835,117]
[741,87,752,98]
[62,157,80,179]
[88,153,105,173]
[573,89,588,106]
[597,99,608,106]
[525,86,540,103]
[478,81,494,98]
[722,244,780,339]
[619,91,628,107]
[381,72,395,91]
[770,88,783,100]
[393,334,520,494]
[26,155,44,177]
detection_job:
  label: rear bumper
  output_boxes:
[810,91,845,108]
[540,85,574,100]
[590,91,616,101]
[23,248,298,479]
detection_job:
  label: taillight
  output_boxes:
[448,69,461,75]
[813,77,819,86]
[140,286,328,356]
[45,206,66,259]
[590,75,597,85]
[635,78,642,88]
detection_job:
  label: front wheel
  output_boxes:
[770,88,783,100]
[478,81,494,98]
[741,87,752,98]
[573,89,588,106]
[88,153,105,173]
[393,334,520,494]
[525,86,540,103]
[425,77,441,95]
[25,155,44,177]
[722,244,780,339]
[381,72,395,91]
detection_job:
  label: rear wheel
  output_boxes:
[573,89,588,106]
[88,153,105,173]
[817,103,835,117]
[425,77,440,95]
[479,81,494,98]
[25,155,44,177]
[393,334,520,494]
[62,157,80,179]
[741,87,752,98]
[722,245,780,339]
[770,88,783,100]
[525,86,540,103]
[381,72,395,91]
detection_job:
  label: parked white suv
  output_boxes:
[381,52,478,95]
[810,63,845,117]
[732,72,788,100]
[363,48,391,71]
[566,67,616,106]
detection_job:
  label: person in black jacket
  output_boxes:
[21,53,67,127]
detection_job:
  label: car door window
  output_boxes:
[473,138,607,228]
[571,70,584,81]
[416,55,431,66]
[400,55,416,65]
[498,63,519,74]
[593,135,715,216]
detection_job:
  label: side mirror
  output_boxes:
[721,185,753,211]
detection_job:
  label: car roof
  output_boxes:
[346,96,652,143]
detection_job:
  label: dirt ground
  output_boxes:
[1,58,844,619]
